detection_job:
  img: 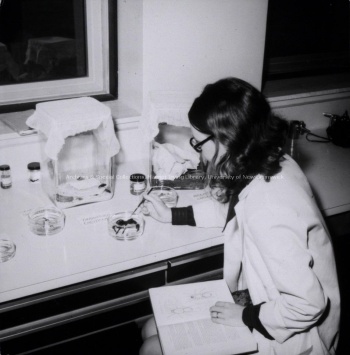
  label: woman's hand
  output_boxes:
[209,301,245,327]
[141,194,172,223]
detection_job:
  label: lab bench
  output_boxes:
[0,161,224,354]
[0,133,350,354]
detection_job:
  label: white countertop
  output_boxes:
[290,131,350,216]
[0,161,223,303]
[1,137,349,304]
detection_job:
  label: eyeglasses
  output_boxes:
[189,135,214,152]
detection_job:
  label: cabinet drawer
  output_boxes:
[1,301,151,355]
[0,262,167,341]
[166,245,224,283]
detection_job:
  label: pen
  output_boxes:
[131,187,154,215]
[119,188,154,235]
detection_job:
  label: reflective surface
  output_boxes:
[108,211,144,241]
[149,186,178,208]
[28,206,65,236]
[0,0,86,86]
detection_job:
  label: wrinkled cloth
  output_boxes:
[142,91,197,142]
[26,97,120,160]
[152,142,200,180]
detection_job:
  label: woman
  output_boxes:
[139,78,340,355]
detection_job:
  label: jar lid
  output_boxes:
[130,173,146,182]
[27,162,41,170]
[0,164,10,171]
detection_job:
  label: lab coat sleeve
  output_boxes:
[192,198,228,228]
[246,207,328,343]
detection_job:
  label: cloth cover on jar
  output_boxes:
[26,97,120,160]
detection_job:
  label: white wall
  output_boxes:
[142,0,268,101]
[117,0,350,135]
[1,0,350,170]
[118,0,268,113]
[117,0,143,113]
[113,0,269,162]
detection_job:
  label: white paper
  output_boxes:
[149,280,257,355]
[150,280,233,326]
[77,211,113,226]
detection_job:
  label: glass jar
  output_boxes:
[27,162,41,182]
[130,173,147,195]
[26,97,120,209]
[0,164,12,189]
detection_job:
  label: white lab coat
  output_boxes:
[192,155,340,355]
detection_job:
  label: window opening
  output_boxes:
[263,0,350,81]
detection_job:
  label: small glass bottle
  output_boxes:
[27,162,41,182]
[0,164,12,189]
[130,173,147,195]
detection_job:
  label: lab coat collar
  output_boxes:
[238,174,262,201]
[223,174,262,231]
[238,154,289,201]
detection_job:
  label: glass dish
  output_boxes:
[28,206,65,236]
[108,212,144,241]
[149,186,178,208]
[0,239,16,262]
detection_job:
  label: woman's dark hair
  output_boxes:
[188,77,288,202]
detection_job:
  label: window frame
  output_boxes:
[0,0,117,113]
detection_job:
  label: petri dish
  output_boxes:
[149,186,178,208]
[108,212,144,241]
[28,206,65,236]
[0,239,16,262]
